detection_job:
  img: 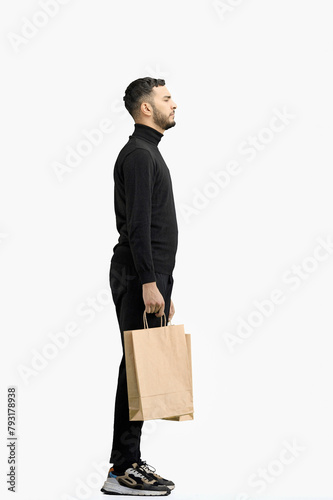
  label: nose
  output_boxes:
[172,100,177,110]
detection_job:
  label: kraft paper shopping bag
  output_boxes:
[124,313,194,421]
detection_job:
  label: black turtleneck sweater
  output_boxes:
[111,123,178,284]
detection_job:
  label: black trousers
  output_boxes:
[109,258,174,467]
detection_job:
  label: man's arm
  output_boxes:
[123,149,165,316]
[123,148,156,284]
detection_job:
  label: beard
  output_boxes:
[151,103,176,131]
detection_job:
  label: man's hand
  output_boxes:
[168,299,175,323]
[142,282,165,317]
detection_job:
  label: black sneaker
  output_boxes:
[100,462,171,496]
[138,461,175,491]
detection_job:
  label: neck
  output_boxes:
[135,120,165,135]
[132,123,163,146]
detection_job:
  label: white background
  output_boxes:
[1,1,333,499]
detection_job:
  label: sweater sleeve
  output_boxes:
[122,148,156,284]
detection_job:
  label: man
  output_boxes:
[101,78,178,496]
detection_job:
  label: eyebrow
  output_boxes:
[163,95,171,99]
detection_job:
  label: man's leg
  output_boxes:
[109,260,174,469]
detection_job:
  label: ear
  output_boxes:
[140,101,152,117]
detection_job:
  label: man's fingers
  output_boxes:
[155,306,165,318]
[145,302,164,315]
[154,301,165,317]
[168,300,175,321]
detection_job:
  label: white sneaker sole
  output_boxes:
[101,477,170,496]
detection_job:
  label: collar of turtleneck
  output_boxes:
[131,123,164,146]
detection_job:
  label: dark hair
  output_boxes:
[123,77,166,119]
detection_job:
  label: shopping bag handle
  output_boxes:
[143,311,167,329]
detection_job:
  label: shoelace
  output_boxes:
[139,461,156,475]
[129,466,152,481]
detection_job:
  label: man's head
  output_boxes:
[123,77,177,133]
